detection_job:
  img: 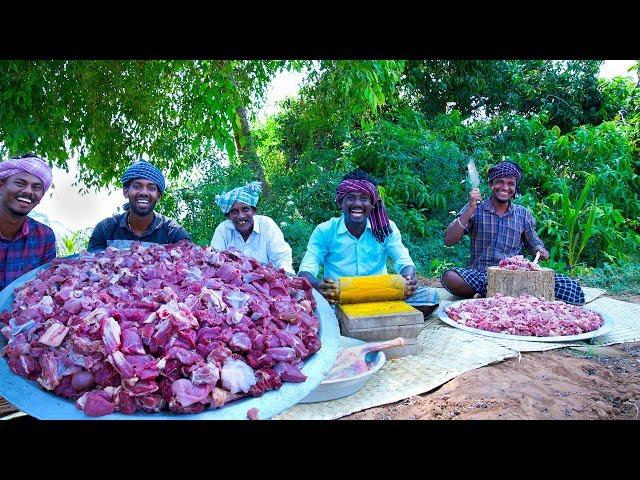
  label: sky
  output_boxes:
[32,60,637,236]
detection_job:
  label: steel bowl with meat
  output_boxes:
[444,293,604,337]
[0,241,322,417]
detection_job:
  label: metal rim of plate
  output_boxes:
[437,299,612,343]
[0,258,341,420]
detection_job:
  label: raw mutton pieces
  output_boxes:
[445,293,603,337]
[0,241,321,417]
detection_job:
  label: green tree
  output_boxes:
[400,60,606,132]
[277,60,406,162]
[0,60,289,189]
[0,59,403,194]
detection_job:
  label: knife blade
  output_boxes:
[467,157,480,188]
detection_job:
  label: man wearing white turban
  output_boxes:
[211,181,294,274]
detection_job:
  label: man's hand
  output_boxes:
[536,247,550,260]
[468,188,482,213]
[403,274,418,299]
[318,277,340,305]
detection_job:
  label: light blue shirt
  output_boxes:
[298,215,415,281]
[210,215,294,274]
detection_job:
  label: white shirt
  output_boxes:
[210,215,294,274]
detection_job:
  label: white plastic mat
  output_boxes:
[274,317,519,420]
[588,297,640,346]
[275,287,637,420]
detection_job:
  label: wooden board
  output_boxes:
[336,301,424,358]
[487,266,555,300]
[336,301,423,330]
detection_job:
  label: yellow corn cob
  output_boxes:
[338,274,405,304]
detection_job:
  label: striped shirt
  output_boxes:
[458,198,544,271]
[0,217,56,291]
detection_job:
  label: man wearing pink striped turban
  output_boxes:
[0,153,57,291]
[298,168,439,317]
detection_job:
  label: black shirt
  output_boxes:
[87,211,191,252]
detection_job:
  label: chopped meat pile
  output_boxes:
[0,241,321,417]
[498,255,541,271]
[444,293,604,337]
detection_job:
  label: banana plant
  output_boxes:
[559,173,598,268]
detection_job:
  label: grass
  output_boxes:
[567,345,597,359]
[577,262,640,296]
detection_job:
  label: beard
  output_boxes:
[492,195,511,204]
[128,199,156,216]
[7,205,28,217]
[1,195,31,217]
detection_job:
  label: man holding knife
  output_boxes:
[441,160,585,304]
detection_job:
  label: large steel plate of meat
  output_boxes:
[437,297,612,343]
[0,247,340,420]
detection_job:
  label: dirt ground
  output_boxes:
[343,291,640,421]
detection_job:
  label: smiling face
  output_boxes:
[0,172,45,217]
[123,179,160,216]
[341,191,373,226]
[489,176,517,204]
[227,201,256,238]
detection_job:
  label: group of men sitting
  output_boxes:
[0,154,585,313]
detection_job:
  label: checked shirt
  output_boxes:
[445,199,585,305]
[0,217,56,291]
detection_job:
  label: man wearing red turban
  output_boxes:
[298,168,439,317]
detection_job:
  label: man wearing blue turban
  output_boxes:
[211,181,294,274]
[88,159,191,251]
[441,160,585,305]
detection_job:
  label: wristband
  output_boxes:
[457,217,468,229]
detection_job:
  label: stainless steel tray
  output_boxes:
[0,260,340,420]
[437,298,612,343]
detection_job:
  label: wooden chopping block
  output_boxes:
[487,266,555,300]
[336,301,424,358]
